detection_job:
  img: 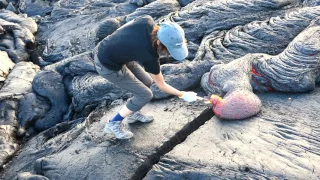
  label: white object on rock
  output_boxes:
[0,51,15,82]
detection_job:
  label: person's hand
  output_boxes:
[179,91,197,102]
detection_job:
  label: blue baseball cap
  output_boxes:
[157,21,188,61]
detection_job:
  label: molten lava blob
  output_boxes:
[210,90,262,120]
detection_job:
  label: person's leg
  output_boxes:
[94,56,153,139]
[95,56,153,111]
[96,61,154,115]
[125,61,154,123]
[126,61,153,88]
[104,66,154,138]
[107,67,153,112]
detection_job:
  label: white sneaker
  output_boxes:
[127,111,154,124]
[104,121,133,139]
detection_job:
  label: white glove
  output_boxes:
[179,91,197,102]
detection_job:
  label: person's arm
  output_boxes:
[145,59,196,101]
[150,71,184,97]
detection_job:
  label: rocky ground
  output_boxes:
[0,0,320,179]
[146,89,320,179]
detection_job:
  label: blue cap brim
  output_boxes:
[167,43,188,61]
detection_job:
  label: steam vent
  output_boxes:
[1,0,320,179]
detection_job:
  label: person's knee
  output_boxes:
[144,88,153,102]
[128,89,153,111]
[144,78,153,88]
[126,61,135,68]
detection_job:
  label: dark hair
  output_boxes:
[150,25,169,56]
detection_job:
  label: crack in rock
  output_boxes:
[130,107,215,180]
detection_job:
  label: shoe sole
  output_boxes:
[127,118,154,124]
